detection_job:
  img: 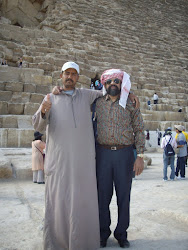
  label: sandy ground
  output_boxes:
[0,151,188,250]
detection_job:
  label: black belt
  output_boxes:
[98,144,132,151]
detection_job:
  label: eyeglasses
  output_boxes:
[105,78,121,85]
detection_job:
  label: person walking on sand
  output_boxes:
[161,129,177,181]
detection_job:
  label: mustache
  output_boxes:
[65,79,74,83]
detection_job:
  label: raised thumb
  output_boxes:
[47,94,51,102]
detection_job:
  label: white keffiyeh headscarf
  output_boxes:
[100,69,131,109]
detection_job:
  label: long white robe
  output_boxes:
[33,88,102,250]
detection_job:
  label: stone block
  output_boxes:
[8,103,24,115]
[30,93,44,104]
[0,66,20,82]
[19,129,35,147]
[0,151,12,178]
[0,102,8,114]
[0,82,5,91]
[7,129,19,147]
[11,92,30,103]
[36,85,52,95]
[23,55,33,63]
[5,82,23,92]
[78,75,91,85]
[0,115,18,128]
[34,75,52,85]
[37,62,54,72]
[0,128,8,147]
[24,103,40,115]
[17,115,33,129]
[24,83,36,93]
[0,91,12,101]
[0,128,34,147]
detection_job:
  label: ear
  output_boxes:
[60,73,62,78]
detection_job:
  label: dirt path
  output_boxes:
[0,152,188,250]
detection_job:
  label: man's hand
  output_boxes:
[129,93,140,109]
[52,86,62,95]
[41,94,52,114]
[133,157,144,176]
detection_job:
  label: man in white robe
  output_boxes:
[33,62,102,250]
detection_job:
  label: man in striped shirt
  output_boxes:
[95,69,145,248]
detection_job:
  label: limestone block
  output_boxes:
[0,66,20,82]
[11,92,30,103]
[24,83,36,93]
[78,75,90,85]
[178,99,188,106]
[5,82,23,92]
[37,62,54,72]
[0,129,8,147]
[1,115,18,128]
[0,46,13,61]
[7,129,19,147]
[0,91,12,101]
[30,93,44,104]
[2,0,39,27]
[23,55,33,63]
[20,68,44,83]
[24,103,40,115]
[19,129,34,147]
[8,103,24,115]
[164,112,184,121]
[0,151,12,178]
[41,75,52,85]
[144,120,161,131]
[0,102,8,114]
[0,83,5,90]
[17,115,33,129]
[36,85,52,95]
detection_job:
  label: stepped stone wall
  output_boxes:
[0,0,188,147]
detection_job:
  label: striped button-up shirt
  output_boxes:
[95,95,145,154]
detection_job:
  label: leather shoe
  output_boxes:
[118,239,130,248]
[100,240,107,248]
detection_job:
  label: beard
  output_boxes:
[64,79,75,89]
[106,85,120,96]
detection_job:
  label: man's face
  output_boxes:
[61,68,79,90]
[105,78,121,96]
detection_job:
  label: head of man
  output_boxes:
[174,125,183,133]
[101,69,124,98]
[60,62,79,90]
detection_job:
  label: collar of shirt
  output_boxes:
[105,94,120,102]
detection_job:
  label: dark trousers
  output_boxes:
[96,145,134,241]
[158,138,161,146]
[175,156,186,177]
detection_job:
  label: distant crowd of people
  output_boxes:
[146,126,187,182]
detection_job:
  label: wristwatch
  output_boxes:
[137,154,144,158]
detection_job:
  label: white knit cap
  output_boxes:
[61,61,79,74]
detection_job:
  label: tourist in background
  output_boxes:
[145,129,151,147]
[31,131,45,184]
[156,128,162,146]
[175,125,188,168]
[161,129,177,181]
[153,92,158,104]
[174,125,187,179]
